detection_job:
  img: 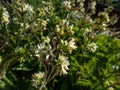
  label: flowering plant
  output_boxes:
[0,0,120,90]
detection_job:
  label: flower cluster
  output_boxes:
[58,55,70,75]
[1,8,9,25]
[67,38,77,54]
[63,1,72,9]
[88,1,96,14]
[35,42,52,60]
[1,0,119,90]
[33,17,77,88]
[41,1,54,15]
[87,42,98,53]
[22,3,34,13]
[55,19,74,36]
[32,72,46,89]
[99,12,110,22]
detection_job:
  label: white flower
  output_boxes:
[63,1,72,9]
[32,72,45,80]
[67,38,77,54]
[91,1,96,10]
[32,72,45,87]
[20,23,24,27]
[56,20,73,35]
[105,81,114,90]
[61,19,69,27]
[99,12,110,22]
[2,8,9,24]
[58,55,70,75]
[55,25,64,35]
[68,25,74,34]
[22,3,33,13]
[87,42,98,53]
[35,43,52,59]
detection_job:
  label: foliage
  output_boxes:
[0,0,120,90]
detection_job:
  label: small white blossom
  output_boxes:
[69,25,74,32]
[55,25,64,35]
[67,38,77,54]
[20,23,24,27]
[61,19,69,27]
[63,1,71,9]
[2,8,9,24]
[38,7,46,16]
[105,81,114,90]
[58,55,70,75]
[22,3,33,13]
[56,20,73,35]
[35,43,52,59]
[87,42,98,53]
[67,25,74,35]
[20,23,29,29]
[91,1,96,10]
[32,72,45,80]
[32,72,45,88]
[99,12,110,22]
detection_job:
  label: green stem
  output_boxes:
[2,77,16,88]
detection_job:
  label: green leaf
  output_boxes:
[76,79,92,86]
